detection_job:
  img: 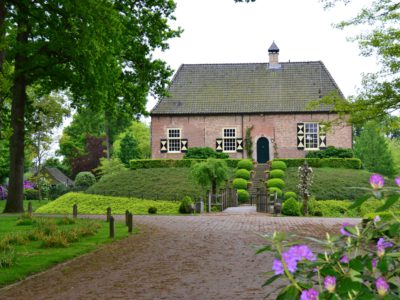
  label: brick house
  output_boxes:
[150,42,352,163]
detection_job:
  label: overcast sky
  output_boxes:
[148,0,378,111]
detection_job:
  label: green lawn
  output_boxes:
[86,167,209,200]
[36,192,181,215]
[0,200,50,213]
[283,167,397,200]
[0,216,131,286]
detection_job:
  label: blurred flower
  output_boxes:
[377,238,393,257]
[288,245,316,261]
[373,215,381,224]
[376,277,389,296]
[324,276,336,293]
[340,255,349,263]
[272,245,316,275]
[23,180,35,189]
[301,288,319,300]
[272,259,284,275]
[340,222,353,236]
[369,174,384,190]
[372,258,377,270]
[395,176,400,187]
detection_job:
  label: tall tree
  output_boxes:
[2,1,180,212]
[118,132,141,166]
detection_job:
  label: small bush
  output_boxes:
[24,188,39,200]
[130,159,241,169]
[312,200,358,217]
[271,161,287,171]
[184,147,229,159]
[179,196,194,214]
[57,217,76,225]
[281,198,301,216]
[0,247,16,269]
[269,169,285,179]
[284,191,297,200]
[35,218,57,236]
[272,158,362,169]
[237,159,254,171]
[77,222,101,237]
[306,146,354,159]
[237,189,250,203]
[74,172,96,188]
[40,232,69,248]
[268,187,283,198]
[235,169,251,180]
[148,206,158,214]
[2,233,28,246]
[233,178,248,190]
[16,213,35,226]
[49,184,71,200]
[266,178,285,190]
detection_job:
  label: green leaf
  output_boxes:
[276,285,300,300]
[387,252,400,258]
[376,194,400,212]
[349,257,364,272]
[262,274,281,287]
[348,194,371,209]
[256,245,272,254]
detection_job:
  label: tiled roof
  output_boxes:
[45,167,74,186]
[268,41,279,52]
[151,61,343,115]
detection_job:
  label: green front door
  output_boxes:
[257,137,269,163]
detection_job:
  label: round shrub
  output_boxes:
[266,178,285,190]
[237,189,250,203]
[179,196,194,214]
[235,168,250,180]
[269,169,285,179]
[281,197,301,216]
[74,172,96,188]
[233,178,248,190]
[237,159,253,171]
[284,191,297,200]
[24,189,39,200]
[148,206,157,214]
[271,160,287,171]
[268,187,283,198]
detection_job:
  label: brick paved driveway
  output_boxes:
[0,213,360,300]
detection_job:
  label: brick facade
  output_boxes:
[151,113,352,160]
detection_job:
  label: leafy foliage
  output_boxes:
[284,191,297,200]
[306,146,353,158]
[266,178,285,190]
[273,158,362,169]
[271,161,287,171]
[179,196,194,214]
[268,187,283,198]
[130,158,241,169]
[235,169,251,180]
[281,198,301,216]
[237,189,250,203]
[184,147,229,159]
[237,159,254,171]
[233,178,248,190]
[118,133,141,166]
[74,172,96,189]
[113,121,150,159]
[269,169,285,179]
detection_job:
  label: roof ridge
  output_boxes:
[179,61,323,66]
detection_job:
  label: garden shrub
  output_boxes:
[237,189,250,203]
[184,147,229,159]
[148,206,158,214]
[233,178,248,190]
[235,168,251,180]
[24,188,39,200]
[284,191,297,200]
[312,200,359,217]
[268,187,283,198]
[16,213,35,226]
[40,232,69,248]
[271,160,287,171]
[179,196,194,214]
[306,146,354,159]
[281,198,300,216]
[237,159,253,171]
[57,217,76,225]
[269,169,285,179]
[130,159,241,169]
[74,172,96,188]
[48,184,71,200]
[273,158,362,169]
[266,178,285,190]
[0,247,16,268]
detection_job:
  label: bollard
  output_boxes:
[28,202,33,216]
[128,212,133,233]
[73,204,78,218]
[109,216,115,238]
[106,207,111,222]
[125,210,129,226]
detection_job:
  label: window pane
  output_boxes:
[305,123,319,149]
[168,129,180,138]
[223,128,236,138]
[168,139,181,152]
[223,138,236,151]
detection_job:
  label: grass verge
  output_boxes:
[0,200,50,213]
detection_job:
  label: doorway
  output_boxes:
[257,137,270,163]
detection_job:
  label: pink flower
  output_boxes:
[340,255,349,263]
[301,288,319,300]
[340,222,353,236]
[376,277,389,296]
[369,174,384,190]
[374,215,381,224]
[272,259,284,275]
[377,238,393,257]
[324,276,336,293]
[271,245,316,275]
[395,176,400,187]
[372,258,377,270]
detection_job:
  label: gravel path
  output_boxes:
[0,213,360,300]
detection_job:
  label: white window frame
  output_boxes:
[222,128,237,153]
[167,128,181,153]
[304,122,319,151]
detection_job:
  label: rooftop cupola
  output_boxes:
[268,41,281,69]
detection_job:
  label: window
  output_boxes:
[305,123,319,150]
[167,129,181,152]
[223,128,236,152]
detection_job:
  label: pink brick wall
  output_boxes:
[151,113,352,160]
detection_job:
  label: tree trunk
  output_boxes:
[4,14,29,213]
[0,0,6,137]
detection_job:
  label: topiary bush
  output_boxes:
[184,147,229,159]
[74,172,96,189]
[266,178,285,190]
[237,159,253,171]
[281,197,301,216]
[235,168,251,180]
[271,160,287,171]
[268,187,283,198]
[284,191,297,200]
[269,169,285,179]
[179,196,194,214]
[237,189,250,203]
[233,178,248,190]
[148,206,157,214]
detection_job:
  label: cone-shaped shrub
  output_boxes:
[233,178,248,190]
[235,168,251,180]
[237,159,254,171]
[271,160,287,171]
[237,189,250,203]
[269,169,285,179]
[266,178,285,190]
[281,197,301,216]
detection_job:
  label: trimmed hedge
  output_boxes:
[235,169,251,180]
[233,178,248,190]
[311,200,359,217]
[281,198,301,216]
[266,178,285,190]
[130,158,241,169]
[237,159,254,171]
[271,161,287,171]
[237,189,250,203]
[184,147,229,159]
[273,158,362,169]
[268,187,283,198]
[284,191,297,200]
[306,146,354,159]
[269,169,285,179]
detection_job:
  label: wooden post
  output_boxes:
[128,212,133,233]
[28,201,33,216]
[73,204,78,218]
[141,192,144,200]
[106,207,111,222]
[109,216,115,238]
[125,210,129,226]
